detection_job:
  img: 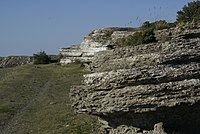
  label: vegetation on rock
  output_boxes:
[125,29,157,46]
[141,20,176,30]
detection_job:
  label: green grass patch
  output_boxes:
[0,64,99,134]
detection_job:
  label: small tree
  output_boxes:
[33,51,50,64]
[177,1,200,23]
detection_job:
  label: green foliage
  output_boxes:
[125,29,157,46]
[177,1,200,23]
[141,20,176,30]
[33,51,50,64]
[153,20,174,30]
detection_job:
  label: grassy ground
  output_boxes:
[0,64,99,134]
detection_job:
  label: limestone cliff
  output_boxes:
[59,28,136,65]
[70,24,200,134]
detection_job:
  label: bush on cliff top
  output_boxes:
[141,20,176,30]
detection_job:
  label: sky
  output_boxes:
[0,0,194,56]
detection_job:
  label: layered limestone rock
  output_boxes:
[59,45,92,64]
[89,25,200,72]
[70,25,200,134]
[59,28,136,65]
[60,25,200,66]
[0,56,33,68]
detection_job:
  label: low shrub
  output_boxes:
[33,51,50,64]
[141,20,176,30]
[125,29,157,46]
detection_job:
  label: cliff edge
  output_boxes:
[59,27,136,65]
[70,24,200,134]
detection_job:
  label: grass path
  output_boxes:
[0,64,99,134]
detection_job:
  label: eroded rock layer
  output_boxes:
[70,25,200,134]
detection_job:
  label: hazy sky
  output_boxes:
[0,0,194,56]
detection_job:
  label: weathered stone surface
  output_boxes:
[106,122,166,134]
[90,38,200,72]
[70,24,200,134]
[0,56,33,68]
[60,25,200,66]
[59,28,136,65]
[153,122,166,134]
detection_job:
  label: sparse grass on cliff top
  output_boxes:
[0,63,100,134]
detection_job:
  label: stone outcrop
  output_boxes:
[59,28,136,65]
[60,25,200,66]
[0,56,33,68]
[70,24,200,134]
[89,25,200,72]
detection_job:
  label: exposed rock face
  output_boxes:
[0,56,33,68]
[89,25,200,72]
[60,25,200,66]
[59,28,136,65]
[70,25,200,134]
[59,45,92,64]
